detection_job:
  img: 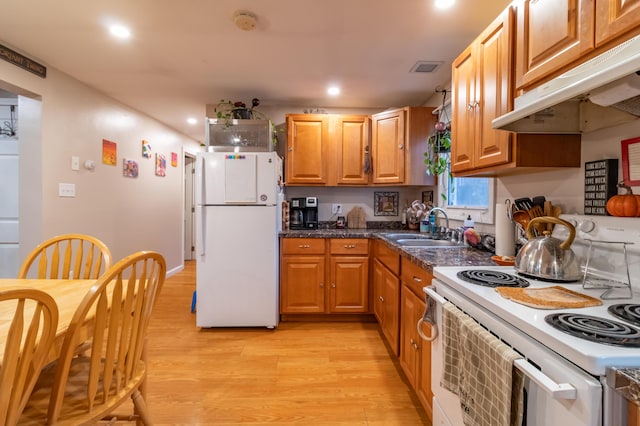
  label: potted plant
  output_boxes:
[424,122,453,203]
[213,98,280,147]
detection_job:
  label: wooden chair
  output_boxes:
[18,234,112,280]
[20,251,166,425]
[0,289,59,426]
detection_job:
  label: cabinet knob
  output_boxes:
[344,244,356,249]
[398,144,404,150]
[320,282,324,288]
[297,244,310,248]
[331,283,336,288]
[412,276,422,283]
[379,296,384,302]
[288,147,293,152]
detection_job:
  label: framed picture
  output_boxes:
[422,190,434,206]
[622,136,640,186]
[374,191,399,216]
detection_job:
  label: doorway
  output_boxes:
[0,92,18,277]
[184,152,196,260]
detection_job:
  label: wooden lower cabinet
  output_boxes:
[400,257,434,420]
[280,237,369,315]
[630,401,640,426]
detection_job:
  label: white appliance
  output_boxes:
[195,151,283,328]
[423,214,640,426]
[492,33,640,133]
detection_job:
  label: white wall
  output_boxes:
[0,57,201,275]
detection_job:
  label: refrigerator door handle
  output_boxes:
[197,205,206,256]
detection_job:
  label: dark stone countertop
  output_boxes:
[280,228,496,270]
[609,368,640,407]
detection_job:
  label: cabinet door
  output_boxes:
[329,256,369,313]
[334,115,370,185]
[381,265,400,356]
[399,286,421,388]
[515,0,595,89]
[285,115,329,185]
[474,7,513,170]
[280,256,325,313]
[371,109,405,184]
[596,0,640,46]
[372,259,384,323]
[451,44,476,173]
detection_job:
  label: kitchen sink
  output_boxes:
[395,239,466,248]
[382,233,432,241]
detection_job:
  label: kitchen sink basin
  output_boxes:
[382,233,432,241]
[395,239,466,248]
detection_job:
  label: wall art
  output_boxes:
[422,190,434,206]
[622,136,640,186]
[142,139,152,158]
[584,159,617,215]
[155,153,166,177]
[123,158,139,178]
[374,191,399,216]
[171,152,178,167]
[102,139,117,166]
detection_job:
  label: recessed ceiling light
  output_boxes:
[435,0,455,9]
[327,86,340,96]
[187,117,198,125]
[109,24,131,39]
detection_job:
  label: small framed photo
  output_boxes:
[622,136,640,186]
[374,191,399,216]
[422,190,434,206]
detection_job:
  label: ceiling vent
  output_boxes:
[410,61,443,73]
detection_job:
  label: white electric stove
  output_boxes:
[425,214,640,426]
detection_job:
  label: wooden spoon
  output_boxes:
[512,210,532,233]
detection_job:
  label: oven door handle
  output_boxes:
[418,287,447,341]
[513,359,577,400]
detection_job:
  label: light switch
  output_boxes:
[71,156,80,171]
[58,183,76,197]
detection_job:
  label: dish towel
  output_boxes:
[441,301,524,426]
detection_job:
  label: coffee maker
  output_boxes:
[290,197,318,229]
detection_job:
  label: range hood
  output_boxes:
[492,34,640,134]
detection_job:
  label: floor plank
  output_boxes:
[140,261,430,425]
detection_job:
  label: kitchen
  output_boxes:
[2,0,640,425]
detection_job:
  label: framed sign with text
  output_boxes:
[622,136,640,186]
[584,159,618,215]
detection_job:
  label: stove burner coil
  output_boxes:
[456,270,530,288]
[545,313,640,347]
[608,304,640,327]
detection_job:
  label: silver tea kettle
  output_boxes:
[514,216,582,282]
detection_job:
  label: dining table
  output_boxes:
[0,278,97,362]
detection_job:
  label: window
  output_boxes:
[437,153,495,224]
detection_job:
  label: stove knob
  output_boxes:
[579,220,595,233]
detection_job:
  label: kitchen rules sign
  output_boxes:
[584,159,618,215]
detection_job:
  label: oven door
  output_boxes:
[424,281,604,426]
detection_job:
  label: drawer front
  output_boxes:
[329,238,369,255]
[281,238,326,255]
[401,257,433,297]
[374,240,400,275]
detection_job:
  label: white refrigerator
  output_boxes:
[195,151,282,328]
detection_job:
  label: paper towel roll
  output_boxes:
[495,203,515,257]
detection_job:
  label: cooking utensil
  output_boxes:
[532,196,546,208]
[515,216,582,282]
[543,201,553,232]
[514,197,533,210]
[512,210,531,231]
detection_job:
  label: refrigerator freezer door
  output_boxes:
[196,205,279,327]
[197,152,279,206]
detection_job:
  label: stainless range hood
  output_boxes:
[492,34,640,134]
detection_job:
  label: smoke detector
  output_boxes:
[233,10,257,31]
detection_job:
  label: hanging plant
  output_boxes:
[423,88,454,202]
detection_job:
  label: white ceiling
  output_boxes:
[1,0,511,143]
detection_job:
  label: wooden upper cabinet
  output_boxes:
[595,0,640,46]
[515,0,595,90]
[451,7,513,173]
[334,115,371,185]
[285,114,329,185]
[371,107,436,185]
[371,109,406,184]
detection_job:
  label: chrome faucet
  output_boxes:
[426,207,449,239]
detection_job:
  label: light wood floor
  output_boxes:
[139,261,430,425]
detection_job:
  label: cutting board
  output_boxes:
[495,286,602,309]
[347,207,367,229]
